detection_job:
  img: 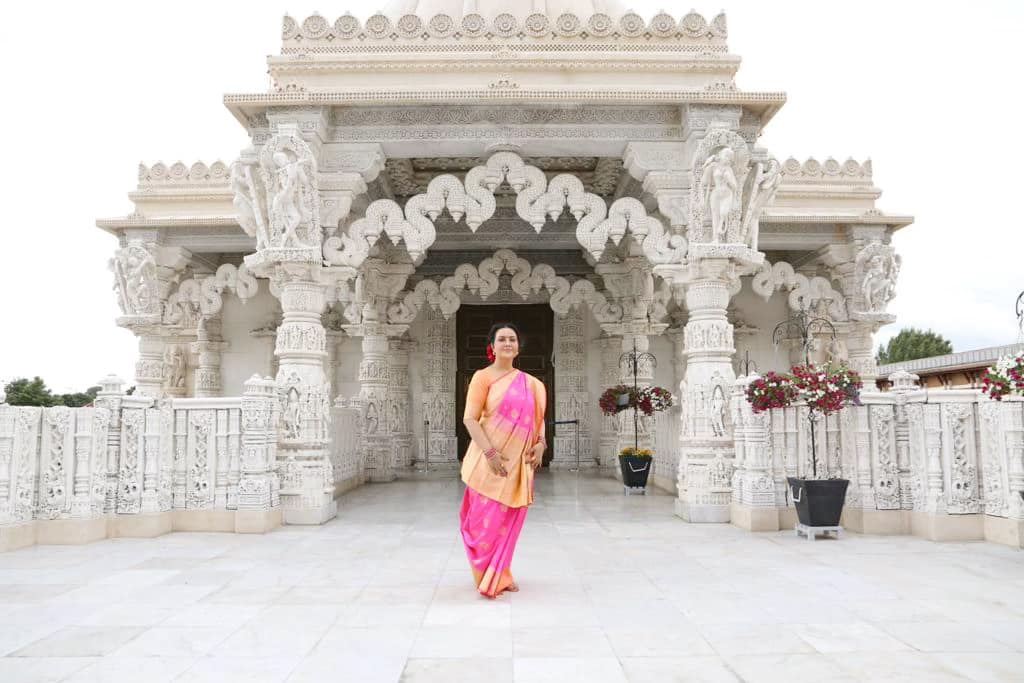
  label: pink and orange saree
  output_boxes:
[459,369,546,598]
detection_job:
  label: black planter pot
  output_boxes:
[787,477,849,527]
[619,455,652,488]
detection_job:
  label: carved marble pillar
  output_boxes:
[94,374,125,514]
[820,227,899,383]
[191,319,229,398]
[552,308,590,469]
[238,375,281,521]
[358,328,392,482]
[111,240,191,398]
[387,338,413,472]
[656,245,763,523]
[269,266,336,524]
[596,335,622,469]
[422,308,458,467]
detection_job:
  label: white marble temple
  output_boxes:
[0,473,1019,682]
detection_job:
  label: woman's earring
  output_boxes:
[486,344,495,362]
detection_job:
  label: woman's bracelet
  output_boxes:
[484,447,499,460]
[536,437,547,449]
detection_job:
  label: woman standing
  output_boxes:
[459,323,547,598]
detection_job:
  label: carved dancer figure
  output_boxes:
[701,147,738,243]
[111,247,157,315]
[283,388,301,439]
[741,159,782,250]
[230,163,269,249]
[163,345,187,389]
[709,384,727,437]
[862,254,897,312]
[270,151,311,248]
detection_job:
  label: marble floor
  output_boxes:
[0,472,1022,682]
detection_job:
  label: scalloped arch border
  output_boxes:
[324,152,685,269]
[384,248,623,325]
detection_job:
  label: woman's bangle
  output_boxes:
[484,447,499,460]
[536,437,547,449]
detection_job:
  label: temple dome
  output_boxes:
[379,0,629,21]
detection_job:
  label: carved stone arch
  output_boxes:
[323,152,686,269]
[750,260,848,321]
[164,263,259,327]
[385,248,623,325]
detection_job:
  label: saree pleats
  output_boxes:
[459,487,528,598]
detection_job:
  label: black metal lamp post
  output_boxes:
[771,309,838,479]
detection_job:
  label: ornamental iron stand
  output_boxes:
[618,341,657,454]
[771,309,837,479]
[618,341,656,494]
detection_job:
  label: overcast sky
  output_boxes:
[1,1,1021,392]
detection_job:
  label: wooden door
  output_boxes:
[455,305,555,465]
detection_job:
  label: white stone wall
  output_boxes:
[220,281,277,395]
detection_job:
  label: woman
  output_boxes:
[460,322,547,598]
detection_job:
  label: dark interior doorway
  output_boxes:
[455,304,555,465]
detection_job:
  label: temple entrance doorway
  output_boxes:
[455,304,555,465]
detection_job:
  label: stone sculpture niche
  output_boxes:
[230,129,322,254]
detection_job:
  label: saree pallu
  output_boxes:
[459,370,545,598]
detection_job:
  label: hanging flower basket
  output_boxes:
[599,385,674,417]
[744,363,862,415]
[981,353,1024,400]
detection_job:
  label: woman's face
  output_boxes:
[492,327,519,360]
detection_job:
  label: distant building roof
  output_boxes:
[878,343,1022,376]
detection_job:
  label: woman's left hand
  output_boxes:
[525,443,544,469]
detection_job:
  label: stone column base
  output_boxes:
[984,515,1024,549]
[108,512,174,538]
[730,503,781,531]
[910,511,984,542]
[283,498,337,526]
[0,523,35,553]
[675,498,730,523]
[234,508,283,534]
[36,518,108,545]
[841,508,912,535]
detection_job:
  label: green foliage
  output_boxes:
[3,378,102,407]
[876,328,953,364]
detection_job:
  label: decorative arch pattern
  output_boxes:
[164,263,259,327]
[750,261,848,321]
[385,248,623,324]
[323,152,685,268]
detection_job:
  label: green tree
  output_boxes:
[876,328,953,364]
[58,386,101,408]
[4,377,58,406]
[4,379,103,407]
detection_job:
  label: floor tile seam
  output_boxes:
[107,620,244,658]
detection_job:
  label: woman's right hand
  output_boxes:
[484,448,508,477]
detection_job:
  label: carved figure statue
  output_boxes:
[163,345,187,389]
[230,163,269,249]
[701,147,738,243]
[320,389,332,440]
[270,151,311,248]
[863,255,895,312]
[283,388,301,439]
[709,384,727,437]
[111,246,157,315]
[741,159,782,250]
[365,401,379,435]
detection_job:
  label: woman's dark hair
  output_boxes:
[488,322,524,349]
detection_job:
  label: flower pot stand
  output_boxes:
[618,455,651,495]
[795,523,842,542]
